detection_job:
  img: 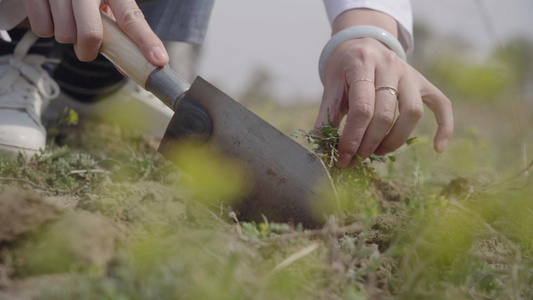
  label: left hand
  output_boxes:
[314,11,454,168]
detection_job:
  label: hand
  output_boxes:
[314,10,453,168]
[315,37,453,168]
[22,0,168,66]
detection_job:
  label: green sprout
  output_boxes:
[297,122,340,169]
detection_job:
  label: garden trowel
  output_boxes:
[99,12,337,228]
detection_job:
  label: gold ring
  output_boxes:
[375,85,399,97]
[350,78,374,85]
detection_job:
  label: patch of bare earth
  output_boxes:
[0,187,118,299]
[371,179,409,211]
[0,189,62,244]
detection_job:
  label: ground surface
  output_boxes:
[0,97,532,299]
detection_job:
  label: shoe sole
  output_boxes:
[0,142,39,158]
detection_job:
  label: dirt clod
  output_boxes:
[368,212,409,252]
[0,190,62,243]
[13,211,118,276]
[371,179,409,211]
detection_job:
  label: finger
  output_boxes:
[72,0,102,61]
[107,0,168,66]
[419,77,454,152]
[314,81,346,131]
[23,0,54,37]
[356,70,399,160]
[375,77,423,155]
[100,4,115,19]
[336,69,376,168]
[49,0,76,43]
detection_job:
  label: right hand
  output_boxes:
[22,0,168,66]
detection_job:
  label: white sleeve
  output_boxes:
[323,0,413,56]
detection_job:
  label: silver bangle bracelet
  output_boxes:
[318,25,407,85]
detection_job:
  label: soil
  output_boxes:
[78,177,187,225]
[371,179,409,211]
[0,188,75,299]
[0,188,63,244]
[368,212,410,252]
[471,232,514,266]
[0,274,69,300]
[12,211,118,277]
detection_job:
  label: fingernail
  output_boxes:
[374,146,386,156]
[151,46,168,63]
[336,153,352,168]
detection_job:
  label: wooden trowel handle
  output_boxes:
[99,11,190,110]
[100,11,155,88]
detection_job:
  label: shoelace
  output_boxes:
[0,31,60,113]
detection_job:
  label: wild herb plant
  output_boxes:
[296,121,415,200]
[297,121,405,172]
[296,122,340,169]
[0,147,98,193]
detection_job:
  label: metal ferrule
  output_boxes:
[145,65,191,111]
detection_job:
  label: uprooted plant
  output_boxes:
[295,121,416,194]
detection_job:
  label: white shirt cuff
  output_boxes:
[323,0,413,56]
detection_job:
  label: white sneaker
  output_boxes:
[0,31,60,157]
[43,78,173,139]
